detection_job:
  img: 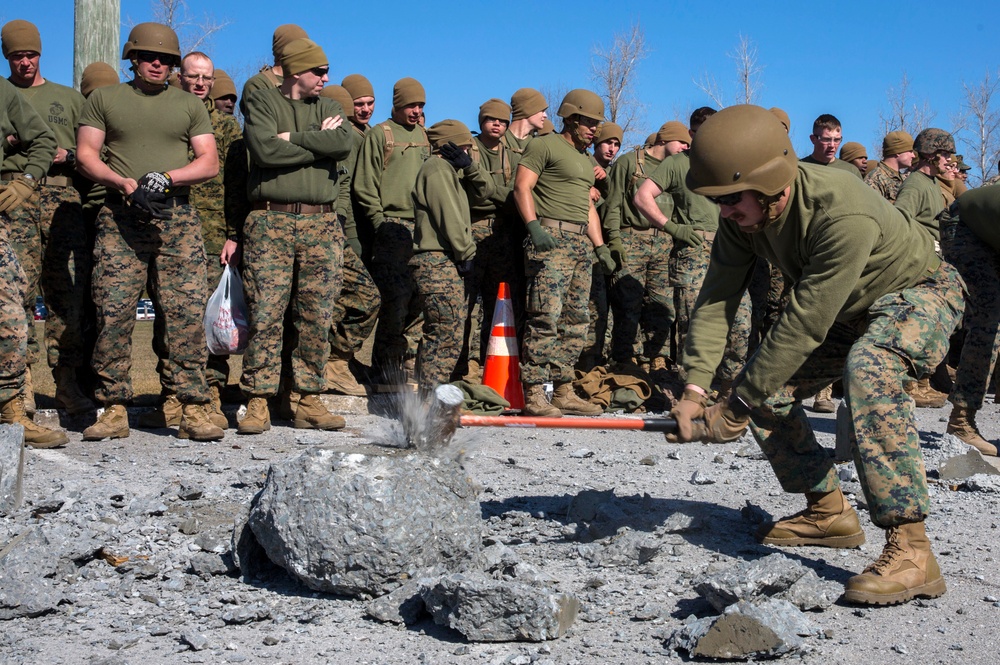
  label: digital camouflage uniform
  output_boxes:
[942,186,1000,410]
[687,164,965,527]
[0,76,55,402]
[240,87,351,396]
[602,146,674,364]
[2,79,89,370]
[864,160,908,203]
[352,118,430,372]
[519,133,597,386]
[79,82,215,405]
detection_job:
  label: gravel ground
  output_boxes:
[4,395,1000,665]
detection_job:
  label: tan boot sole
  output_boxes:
[82,427,129,441]
[237,421,271,435]
[293,417,345,431]
[26,432,69,448]
[760,530,866,548]
[842,576,946,606]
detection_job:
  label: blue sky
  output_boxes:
[10,1,1000,180]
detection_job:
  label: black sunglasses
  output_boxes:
[707,192,743,206]
[136,50,176,66]
[309,67,330,77]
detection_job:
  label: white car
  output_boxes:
[136,299,156,320]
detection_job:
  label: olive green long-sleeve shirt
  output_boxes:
[684,164,940,406]
[412,156,477,262]
[602,147,668,238]
[353,118,429,228]
[243,88,352,204]
[0,77,56,180]
[956,184,1000,251]
[894,170,947,242]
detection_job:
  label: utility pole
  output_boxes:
[73,0,120,91]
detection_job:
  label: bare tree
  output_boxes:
[539,84,569,127]
[954,70,1000,186]
[873,72,936,157]
[144,0,231,54]
[693,33,764,108]
[590,21,649,144]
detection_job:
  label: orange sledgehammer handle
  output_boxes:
[459,415,678,432]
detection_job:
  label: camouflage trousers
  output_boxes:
[329,245,380,359]
[578,266,609,370]
[411,251,471,391]
[746,261,965,527]
[240,210,343,396]
[521,230,594,385]
[942,220,999,409]
[748,257,789,354]
[468,217,526,366]
[5,182,92,368]
[369,217,422,369]
[0,228,28,404]
[91,202,210,405]
[609,227,674,364]
[150,254,231,390]
[672,237,751,382]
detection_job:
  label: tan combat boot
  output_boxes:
[53,367,95,414]
[277,389,301,421]
[23,365,35,417]
[843,521,946,605]
[523,384,562,418]
[324,355,367,396]
[177,403,225,441]
[238,397,271,435]
[83,404,130,441]
[906,377,948,408]
[207,385,229,429]
[137,394,182,428]
[757,487,866,548]
[294,394,345,430]
[550,382,602,416]
[715,379,734,406]
[1,395,69,448]
[946,406,997,456]
[810,385,836,413]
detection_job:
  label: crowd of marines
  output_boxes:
[3,18,1000,610]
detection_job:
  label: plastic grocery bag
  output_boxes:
[204,264,250,355]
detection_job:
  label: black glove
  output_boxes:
[456,258,475,276]
[129,171,173,220]
[439,141,473,171]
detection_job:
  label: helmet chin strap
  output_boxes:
[748,192,784,233]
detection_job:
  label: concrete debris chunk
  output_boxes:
[669,598,818,659]
[938,450,1000,481]
[246,448,482,597]
[581,527,661,567]
[964,474,1000,493]
[365,578,429,625]
[0,526,63,619]
[0,424,24,516]
[694,553,840,612]
[421,572,579,642]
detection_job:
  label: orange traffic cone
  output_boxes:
[482,282,524,411]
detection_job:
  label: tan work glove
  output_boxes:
[700,402,750,443]
[0,174,37,214]
[665,388,708,442]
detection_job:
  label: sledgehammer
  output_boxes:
[459,414,678,433]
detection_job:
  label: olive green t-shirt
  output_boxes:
[800,154,862,178]
[243,87,352,205]
[79,82,213,182]
[684,163,939,406]
[602,147,669,236]
[2,79,82,177]
[648,151,720,231]
[956,184,1000,251]
[894,170,946,241]
[469,135,514,219]
[517,133,594,224]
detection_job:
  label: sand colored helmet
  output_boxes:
[122,22,180,62]
[556,89,605,121]
[913,128,955,155]
[686,104,798,197]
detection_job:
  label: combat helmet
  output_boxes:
[122,22,180,64]
[556,89,605,121]
[913,128,955,156]
[686,104,798,197]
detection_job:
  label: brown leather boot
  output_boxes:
[550,382,602,416]
[177,403,225,441]
[294,394,345,430]
[523,384,561,418]
[207,385,229,429]
[757,487,865,548]
[907,377,948,408]
[1,395,69,448]
[83,404,130,441]
[324,356,367,396]
[238,397,271,435]
[946,406,997,456]
[23,365,35,417]
[809,385,836,413]
[53,367,95,414]
[137,394,182,428]
[277,389,301,421]
[843,521,946,605]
